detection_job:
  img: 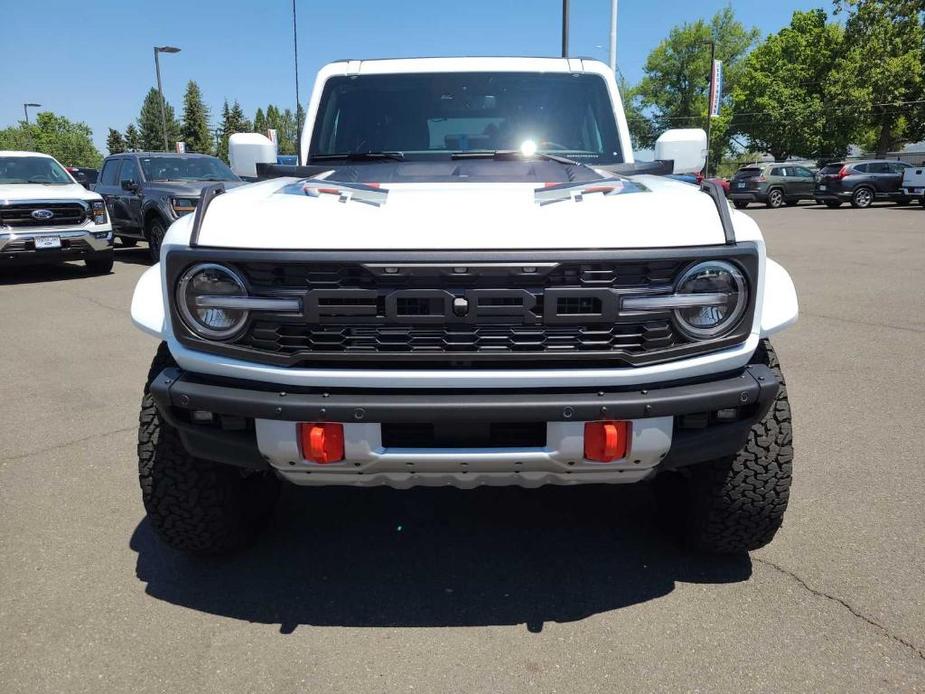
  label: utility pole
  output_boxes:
[609,0,618,73]
[561,0,569,57]
[153,45,181,152]
[292,0,302,164]
[704,40,716,178]
[23,103,41,150]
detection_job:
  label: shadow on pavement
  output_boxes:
[114,245,154,266]
[131,484,752,633]
[0,261,99,285]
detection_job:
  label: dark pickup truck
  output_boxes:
[95,152,243,260]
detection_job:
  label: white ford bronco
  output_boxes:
[131,57,798,555]
[0,151,113,272]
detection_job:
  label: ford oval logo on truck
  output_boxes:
[31,209,55,221]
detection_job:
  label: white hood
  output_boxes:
[192,175,728,250]
[0,183,99,202]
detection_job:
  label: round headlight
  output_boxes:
[176,263,248,339]
[673,260,747,339]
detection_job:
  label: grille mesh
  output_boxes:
[0,202,87,228]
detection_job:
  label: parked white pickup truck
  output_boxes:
[0,151,113,272]
[131,57,798,555]
[901,164,925,206]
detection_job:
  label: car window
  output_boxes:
[770,167,785,176]
[120,158,140,183]
[889,162,910,174]
[819,163,843,174]
[853,163,869,173]
[793,166,813,177]
[99,159,121,186]
[0,156,74,184]
[733,167,762,179]
[871,162,894,174]
[138,156,238,182]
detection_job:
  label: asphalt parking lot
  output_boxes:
[1,203,923,693]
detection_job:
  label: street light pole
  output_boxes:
[561,0,569,58]
[153,46,181,152]
[609,0,618,73]
[292,0,302,164]
[23,103,41,150]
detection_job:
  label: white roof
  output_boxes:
[335,56,604,75]
[0,151,55,158]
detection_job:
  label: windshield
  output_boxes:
[734,167,762,179]
[139,156,239,182]
[310,72,623,164]
[0,156,74,184]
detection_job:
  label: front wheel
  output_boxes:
[766,189,784,208]
[732,200,749,210]
[146,218,167,263]
[138,344,280,554]
[656,340,793,553]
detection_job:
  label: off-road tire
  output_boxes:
[824,200,842,209]
[147,218,167,263]
[732,200,749,209]
[119,236,138,248]
[658,339,793,553]
[766,188,784,209]
[85,251,114,274]
[850,186,874,209]
[137,343,280,554]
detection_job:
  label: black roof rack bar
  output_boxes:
[700,179,736,244]
[189,183,226,248]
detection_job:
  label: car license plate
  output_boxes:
[818,185,827,191]
[736,183,745,189]
[35,236,61,249]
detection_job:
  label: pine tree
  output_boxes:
[138,87,180,151]
[253,107,267,137]
[106,128,126,155]
[180,80,212,154]
[124,123,141,151]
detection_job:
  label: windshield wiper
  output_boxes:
[310,151,405,162]
[451,150,581,166]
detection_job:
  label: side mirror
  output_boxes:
[229,133,278,178]
[655,129,707,175]
[121,179,138,192]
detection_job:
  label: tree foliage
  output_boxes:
[180,81,212,154]
[0,112,102,167]
[138,87,180,152]
[828,0,925,155]
[124,123,142,151]
[635,7,760,164]
[216,100,251,162]
[107,127,126,155]
[732,10,849,161]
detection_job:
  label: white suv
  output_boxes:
[131,57,798,555]
[0,151,113,273]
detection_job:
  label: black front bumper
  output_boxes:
[150,362,780,473]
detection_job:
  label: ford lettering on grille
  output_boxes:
[303,288,621,325]
[31,209,55,221]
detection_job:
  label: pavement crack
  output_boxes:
[0,425,136,464]
[800,311,925,334]
[754,556,925,661]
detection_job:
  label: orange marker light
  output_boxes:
[583,421,630,462]
[298,423,345,464]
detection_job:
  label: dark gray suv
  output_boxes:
[728,163,816,209]
[95,152,243,260]
[813,160,913,209]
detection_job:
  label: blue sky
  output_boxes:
[1,0,822,153]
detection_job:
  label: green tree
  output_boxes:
[124,123,141,151]
[619,79,656,152]
[216,99,250,162]
[138,87,180,151]
[106,128,126,155]
[635,7,760,167]
[732,10,849,161]
[180,80,212,154]
[0,112,102,166]
[253,107,267,137]
[829,0,925,155]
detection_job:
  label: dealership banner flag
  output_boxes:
[709,60,723,118]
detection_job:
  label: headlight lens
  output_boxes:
[171,198,197,216]
[176,263,248,339]
[673,260,747,339]
[91,200,108,225]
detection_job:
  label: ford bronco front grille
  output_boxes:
[166,247,759,369]
[0,202,88,228]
